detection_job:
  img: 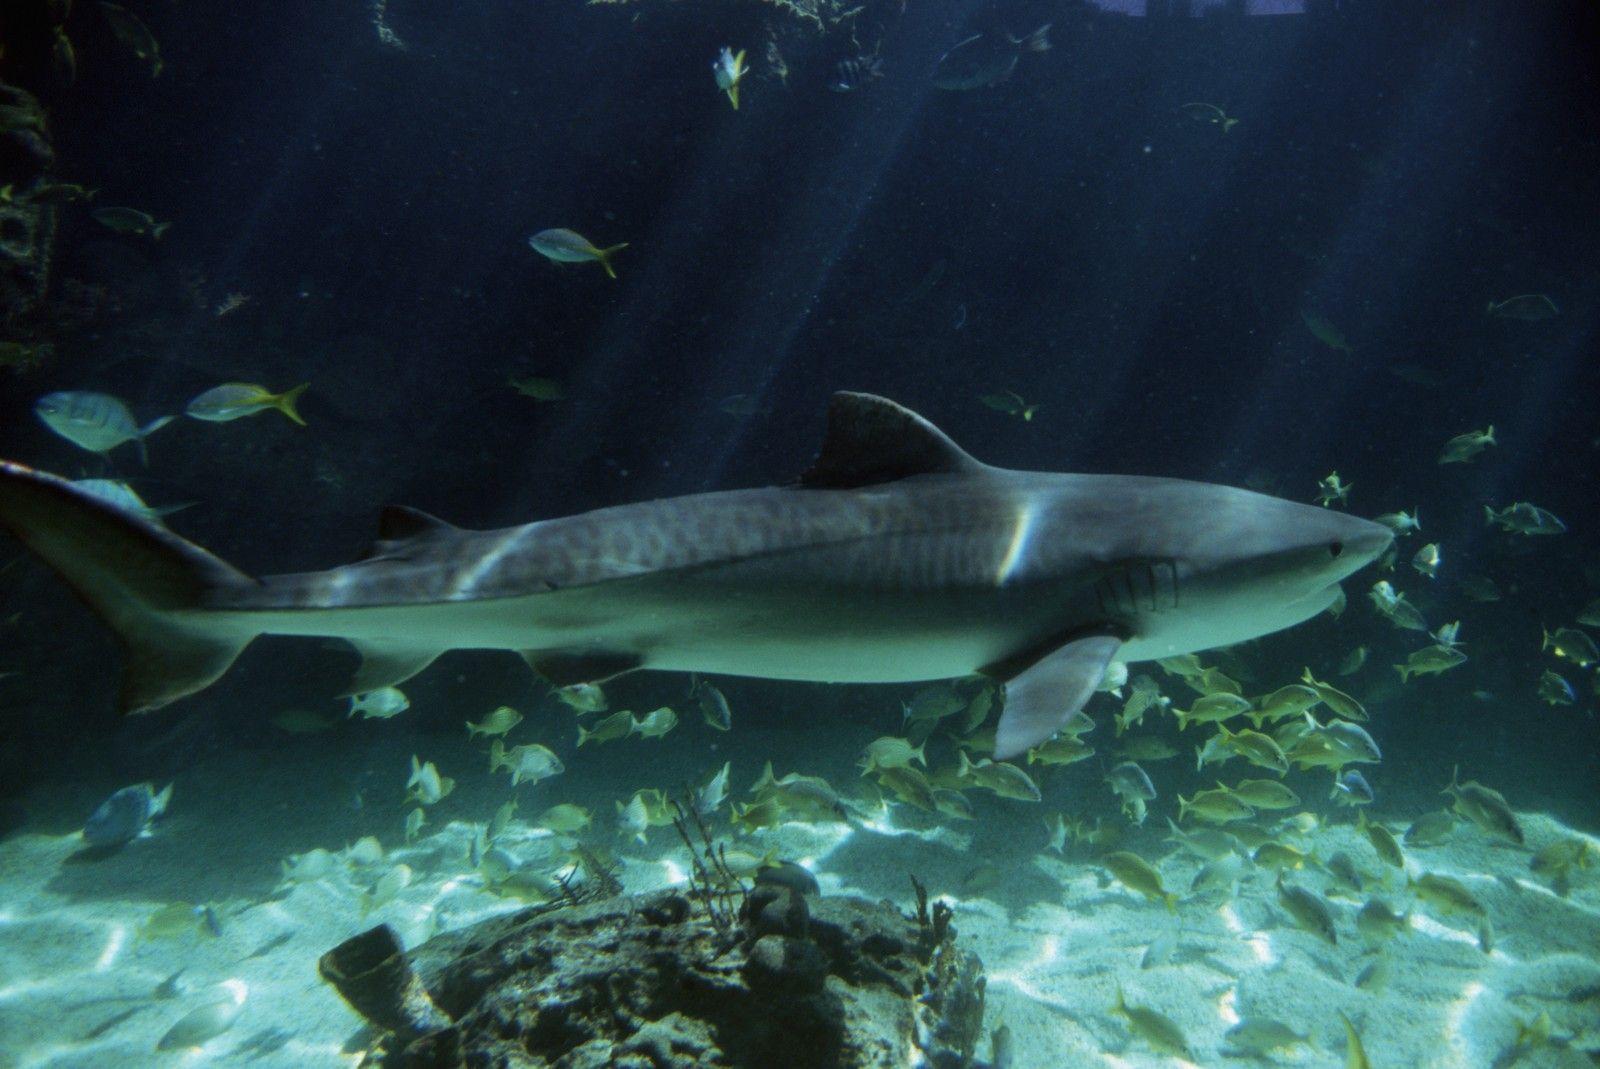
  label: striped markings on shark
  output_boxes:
[0,393,1391,759]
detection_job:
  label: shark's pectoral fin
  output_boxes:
[992,634,1122,760]
[343,642,441,695]
[523,649,643,687]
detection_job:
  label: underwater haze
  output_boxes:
[1,1,1598,1066]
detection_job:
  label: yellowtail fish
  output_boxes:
[405,755,453,806]
[1178,787,1254,824]
[1485,293,1557,320]
[1302,310,1353,353]
[1225,779,1299,810]
[631,706,678,738]
[537,803,591,833]
[508,376,564,402]
[465,704,522,739]
[1410,542,1441,578]
[1357,811,1405,868]
[696,681,732,731]
[1438,426,1494,464]
[488,740,564,786]
[1103,851,1177,911]
[712,47,748,108]
[555,681,607,713]
[1403,810,1454,846]
[1484,501,1565,535]
[1298,668,1366,720]
[933,24,1050,91]
[858,736,924,772]
[980,389,1040,421]
[1374,508,1419,534]
[1443,767,1523,844]
[1543,627,1599,668]
[1277,873,1337,944]
[1223,1017,1312,1056]
[1537,669,1575,706]
[1111,986,1191,1057]
[528,228,628,279]
[91,205,169,237]
[19,181,97,205]
[98,2,163,76]
[1181,101,1239,132]
[1395,644,1467,682]
[186,383,308,425]
[1407,871,1484,916]
[348,686,409,719]
[1340,1011,1371,1069]
[576,709,633,746]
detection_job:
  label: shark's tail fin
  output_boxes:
[0,460,258,712]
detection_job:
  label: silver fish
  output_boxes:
[35,391,173,462]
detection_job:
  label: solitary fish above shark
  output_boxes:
[0,392,1391,759]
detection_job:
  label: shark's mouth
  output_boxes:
[1294,583,1343,613]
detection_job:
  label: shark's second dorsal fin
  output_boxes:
[799,392,986,489]
[359,506,462,562]
[377,505,458,542]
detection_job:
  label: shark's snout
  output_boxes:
[1326,516,1394,580]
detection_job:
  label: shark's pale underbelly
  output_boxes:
[208,567,1339,686]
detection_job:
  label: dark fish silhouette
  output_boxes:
[934,24,1050,90]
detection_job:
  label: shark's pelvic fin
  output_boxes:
[344,642,441,695]
[523,649,644,687]
[0,460,258,713]
[993,634,1123,760]
[799,392,989,489]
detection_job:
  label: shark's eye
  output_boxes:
[1329,541,1344,559]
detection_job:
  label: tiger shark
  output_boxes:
[0,392,1391,758]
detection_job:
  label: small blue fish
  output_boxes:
[1331,770,1374,806]
[35,391,173,463]
[828,53,883,93]
[1537,670,1575,707]
[71,479,192,522]
[83,782,172,848]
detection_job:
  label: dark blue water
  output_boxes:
[0,5,1597,1063]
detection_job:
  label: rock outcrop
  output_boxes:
[322,877,985,1068]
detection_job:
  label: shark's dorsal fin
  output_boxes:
[377,505,458,542]
[799,392,986,490]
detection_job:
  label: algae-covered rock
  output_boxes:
[0,83,54,328]
[323,884,986,1068]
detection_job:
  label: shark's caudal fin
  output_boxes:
[0,461,259,712]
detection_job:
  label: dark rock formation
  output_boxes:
[322,884,986,1068]
[0,83,54,328]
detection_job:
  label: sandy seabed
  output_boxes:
[1,715,1597,1069]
